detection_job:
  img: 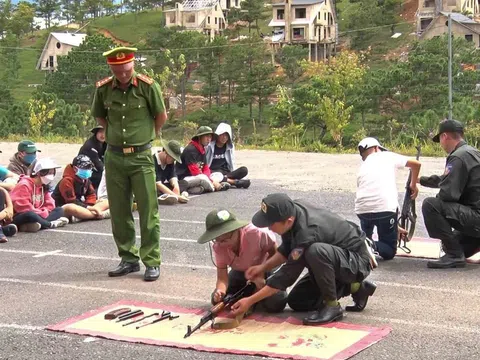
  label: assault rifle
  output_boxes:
[184,282,256,338]
[398,145,421,254]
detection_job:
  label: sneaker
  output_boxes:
[181,191,189,198]
[0,227,6,243]
[188,186,204,195]
[50,217,69,228]
[364,238,378,269]
[3,224,18,237]
[102,209,111,219]
[234,179,251,189]
[70,216,81,224]
[218,182,230,191]
[158,194,178,205]
[19,222,41,233]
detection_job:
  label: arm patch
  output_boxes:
[137,73,154,85]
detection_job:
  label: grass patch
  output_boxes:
[87,10,164,45]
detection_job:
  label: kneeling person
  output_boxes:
[231,193,377,325]
[198,209,287,314]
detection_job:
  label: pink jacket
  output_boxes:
[10,175,56,219]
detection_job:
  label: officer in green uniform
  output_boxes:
[90,47,167,281]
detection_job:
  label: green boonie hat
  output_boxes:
[161,139,183,164]
[197,209,249,244]
[18,140,40,154]
[192,126,213,140]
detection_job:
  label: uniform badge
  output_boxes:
[444,163,453,175]
[116,52,125,60]
[217,210,230,221]
[261,201,268,213]
[290,248,304,261]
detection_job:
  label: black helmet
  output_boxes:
[73,154,94,170]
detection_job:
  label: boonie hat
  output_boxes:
[161,140,183,163]
[197,209,249,244]
[18,140,41,154]
[31,158,61,176]
[358,137,387,152]
[192,126,213,140]
[432,119,464,142]
[252,193,296,228]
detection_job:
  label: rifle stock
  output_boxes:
[184,282,255,338]
[398,145,421,253]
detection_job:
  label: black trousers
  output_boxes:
[213,270,288,313]
[422,197,480,257]
[282,243,371,311]
[214,166,248,182]
[13,208,65,229]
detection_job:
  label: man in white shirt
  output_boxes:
[355,137,421,260]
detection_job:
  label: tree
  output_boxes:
[240,0,268,34]
[0,0,12,36]
[41,34,115,106]
[1,34,21,83]
[34,0,60,28]
[277,45,309,81]
[9,2,35,38]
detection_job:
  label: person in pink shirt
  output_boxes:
[197,208,287,313]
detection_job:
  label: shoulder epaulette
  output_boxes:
[137,73,154,85]
[96,76,114,88]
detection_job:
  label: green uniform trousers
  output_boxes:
[105,149,160,267]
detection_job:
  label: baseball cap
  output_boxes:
[197,209,249,244]
[358,137,387,152]
[252,193,296,228]
[18,140,41,154]
[31,158,61,176]
[432,119,464,142]
[72,154,94,170]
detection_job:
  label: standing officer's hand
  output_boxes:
[410,184,419,200]
[231,298,252,316]
[245,265,265,281]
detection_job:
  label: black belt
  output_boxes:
[108,143,152,154]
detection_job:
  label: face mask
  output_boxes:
[76,169,92,179]
[40,174,55,185]
[23,154,36,165]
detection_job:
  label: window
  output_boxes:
[215,5,217,10]
[324,27,326,38]
[424,0,434,7]
[49,56,54,67]
[295,8,306,18]
[465,34,473,42]
[235,0,238,6]
[208,16,210,24]
[187,14,195,23]
[215,17,217,24]
[226,0,231,8]
[324,12,326,20]
[328,26,331,37]
[293,27,305,39]
[277,9,284,20]
[56,42,61,49]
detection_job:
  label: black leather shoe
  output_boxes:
[346,280,377,312]
[144,266,160,281]
[303,304,343,325]
[108,261,140,277]
[427,254,466,269]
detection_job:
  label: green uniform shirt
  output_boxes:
[90,72,165,147]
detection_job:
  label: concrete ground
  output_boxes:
[0,143,479,360]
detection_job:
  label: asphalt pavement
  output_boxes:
[1,180,479,360]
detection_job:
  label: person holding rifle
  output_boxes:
[420,119,480,269]
[231,193,378,325]
[355,137,421,260]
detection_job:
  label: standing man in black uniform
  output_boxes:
[231,193,377,325]
[420,119,480,269]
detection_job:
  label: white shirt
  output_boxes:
[355,151,408,214]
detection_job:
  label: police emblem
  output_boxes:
[261,201,268,213]
[116,52,126,60]
[217,210,230,221]
[290,248,304,261]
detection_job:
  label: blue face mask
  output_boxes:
[23,153,36,165]
[76,169,92,179]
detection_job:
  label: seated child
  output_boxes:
[10,158,70,232]
[197,209,287,313]
[0,187,18,242]
[52,155,109,223]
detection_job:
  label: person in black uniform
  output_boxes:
[420,119,480,269]
[78,125,107,191]
[231,193,378,325]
